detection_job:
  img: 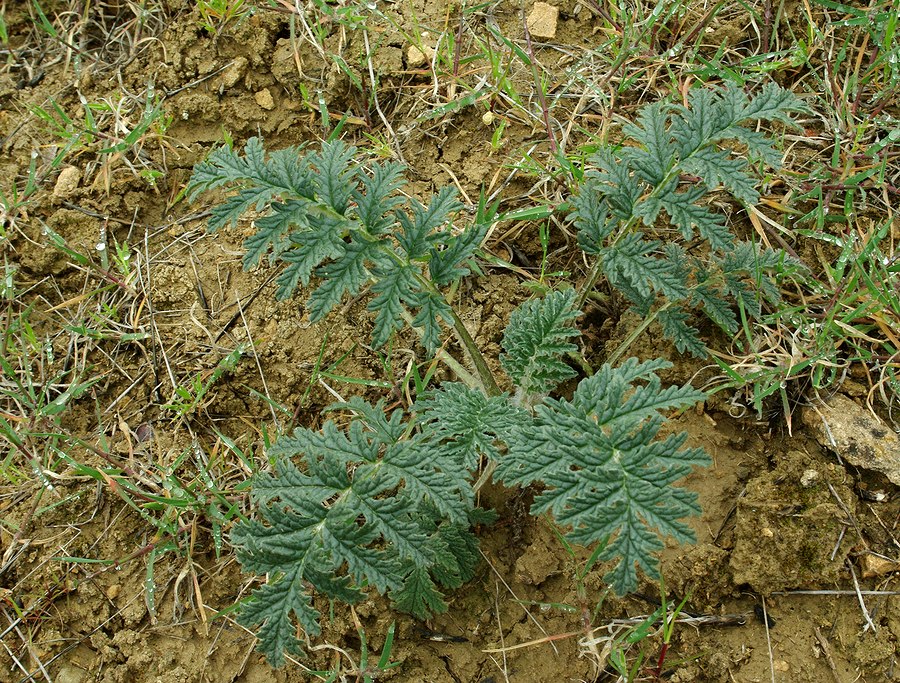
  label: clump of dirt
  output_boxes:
[730,447,854,593]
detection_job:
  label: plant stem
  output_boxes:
[408,274,502,396]
[398,308,481,390]
[448,308,502,396]
[606,301,671,366]
[574,259,605,313]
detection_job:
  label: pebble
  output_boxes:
[799,469,820,488]
[527,2,559,40]
[255,88,275,110]
[53,167,82,200]
[221,56,248,89]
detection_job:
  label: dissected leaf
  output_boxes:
[188,138,479,354]
[572,82,803,358]
[500,289,582,401]
[229,401,481,665]
[496,359,709,594]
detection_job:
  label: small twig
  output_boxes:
[829,525,847,562]
[452,9,465,81]
[138,229,171,403]
[814,627,844,683]
[479,549,558,654]
[827,483,867,550]
[846,559,877,633]
[773,589,900,596]
[522,16,558,156]
[761,596,776,683]
[214,271,279,342]
[236,294,280,429]
[361,28,407,165]
[491,580,510,682]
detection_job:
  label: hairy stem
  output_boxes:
[399,308,481,389]
[448,308,502,397]
[606,301,671,366]
[407,273,502,396]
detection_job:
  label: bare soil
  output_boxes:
[1,1,899,682]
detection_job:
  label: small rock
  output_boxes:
[801,393,900,485]
[860,553,900,578]
[407,45,428,68]
[800,469,820,488]
[527,2,559,40]
[53,166,81,200]
[78,69,94,90]
[54,665,87,683]
[841,379,868,397]
[255,88,275,110]
[407,32,436,68]
[221,56,248,89]
[514,533,561,585]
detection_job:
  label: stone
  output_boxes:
[53,166,81,200]
[255,88,275,110]
[54,665,87,683]
[407,45,427,68]
[407,31,436,68]
[799,469,820,488]
[801,393,900,485]
[527,2,559,40]
[221,56,248,89]
[860,553,900,578]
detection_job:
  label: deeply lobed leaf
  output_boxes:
[415,383,529,469]
[495,359,709,594]
[229,400,482,666]
[573,82,804,358]
[188,137,487,354]
[500,289,582,402]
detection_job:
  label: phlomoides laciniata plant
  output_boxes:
[187,82,805,665]
[573,81,808,361]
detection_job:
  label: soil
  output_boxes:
[1,0,899,682]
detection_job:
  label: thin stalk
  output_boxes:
[447,307,502,396]
[398,309,481,390]
[523,21,558,156]
[408,273,502,396]
[606,301,673,366]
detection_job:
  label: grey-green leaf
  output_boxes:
[500,289,582,401]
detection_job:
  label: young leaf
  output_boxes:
[368,262,418,348]
[428,222,489,286]
[307,240,375,321]
[415,382,529,469]
[274,217,346,300]
[657,308,707,357]
[500,289,582,401]
[309,140,357,214]
[573,82,804,359]
[601,233,689,302]
[496,359,709,594]
[353,161,406,234]
[397,186,461,260]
